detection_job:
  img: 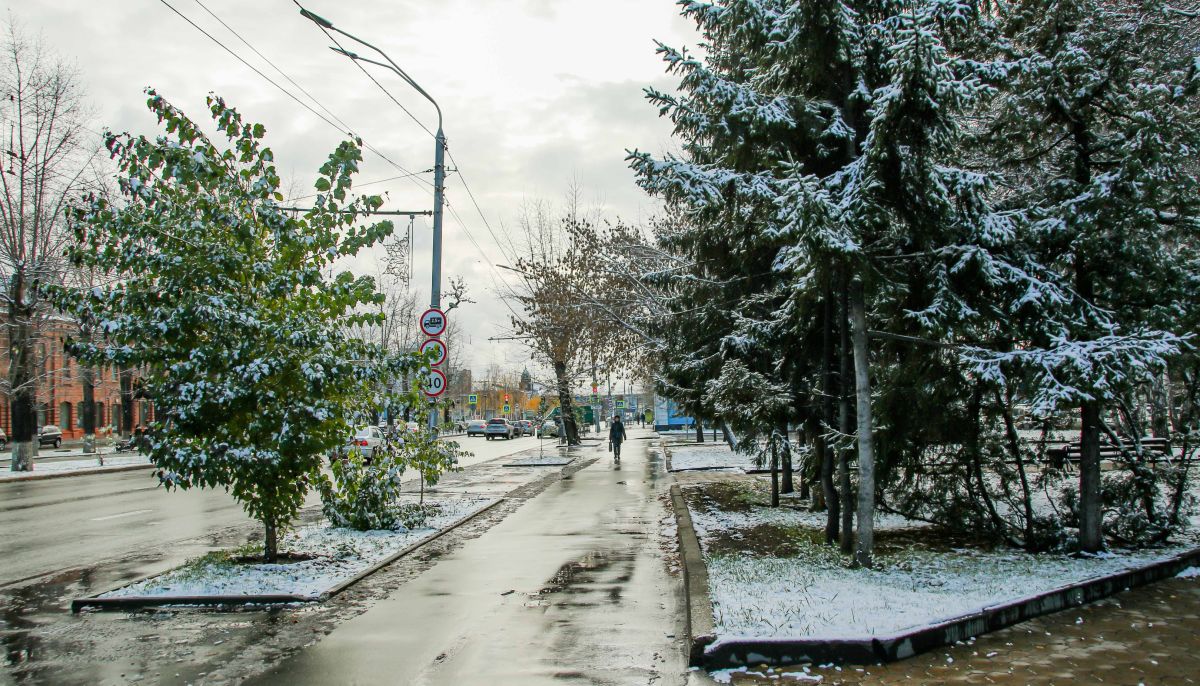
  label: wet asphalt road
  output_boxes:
[0,435,541,589]
[0,468,263,589]
[248,428,703,686]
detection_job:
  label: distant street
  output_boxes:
[0,433,544,589]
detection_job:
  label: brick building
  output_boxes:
[1,316,153,440]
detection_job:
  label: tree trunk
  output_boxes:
[1078,401,1104,552]
[7,274,37,472]
[120,367,136,436]
[695,421,704,443]
[720,421,736,447]
[264,519,278,563]
[1150,369,1171,441]
[819,286,839,544]
[780,423,794,494]
[82,366,96,455]
[552,359,580,445]
[770,433,779,508]
[849,278,876,568]
[837,280,854,554]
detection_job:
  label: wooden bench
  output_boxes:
[1046,437,1171,470]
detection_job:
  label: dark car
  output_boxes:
[484,418,515,440]
[38,425,63,448]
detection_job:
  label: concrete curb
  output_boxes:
[668,482,716,665]
[71,498,506,613]
[670,481,1200,668]
[0,461,151,483]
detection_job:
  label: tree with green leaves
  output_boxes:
[60,90,400,561]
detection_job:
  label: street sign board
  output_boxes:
[468,394,478,405]
[502,404,511,414]
[419,308,447,337]
[615,399,625,408]
[419,338,448,366]
[423,368,447,397]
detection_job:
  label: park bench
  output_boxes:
[1046,436,1171,470]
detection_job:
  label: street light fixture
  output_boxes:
[299,7,446,311]
[300,7,447,430]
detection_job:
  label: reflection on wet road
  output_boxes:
[251,429,697,685]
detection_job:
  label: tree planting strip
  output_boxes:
[669,481,1200,668]
[71,498,506,613]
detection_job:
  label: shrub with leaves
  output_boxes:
[319,448,407,531]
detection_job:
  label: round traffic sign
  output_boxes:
[419,308,447,337]
[423,368,448,397]
[419,338,448,366]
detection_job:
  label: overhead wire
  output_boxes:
[287,1,527,325]
[155,0,433,193]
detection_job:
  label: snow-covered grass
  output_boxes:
[101,496,496,601]
[669,443,759,472]
[0,454,150,480]
[684,480,1196,642]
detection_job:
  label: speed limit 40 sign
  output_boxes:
[423,368,448,397]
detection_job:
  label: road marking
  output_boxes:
[89,508,153,522]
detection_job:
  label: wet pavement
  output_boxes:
[0,439,592,685]
[248,429,703,685]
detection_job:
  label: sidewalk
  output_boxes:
[248,428,708,685]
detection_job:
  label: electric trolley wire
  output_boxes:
[155,0,433,192]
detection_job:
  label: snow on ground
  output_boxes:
[1179,567,1200,578]
[669,443,760,472]
[710,666,823,683]
[102,496,496,600]
[685,485,1194,642]
[0,454,150,480]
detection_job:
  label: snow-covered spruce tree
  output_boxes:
[632,0,1016,566]
[965,0,1200,552]
[61,92,396,562]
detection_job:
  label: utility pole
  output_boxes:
[300,6,446,433]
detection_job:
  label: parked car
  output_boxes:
[515,420,534,436]
[539,420,560,438]
[38,425,62,448]
[344,425,386,458]
[484,418,515,440]
[466,419,487,437]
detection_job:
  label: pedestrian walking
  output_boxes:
[609,414,627,461]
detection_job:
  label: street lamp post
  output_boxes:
[300,7,446,431]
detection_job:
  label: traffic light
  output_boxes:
[504,393,510,403]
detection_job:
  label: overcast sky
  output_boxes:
[9,0,697,379]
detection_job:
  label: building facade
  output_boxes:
[1,317,153,440]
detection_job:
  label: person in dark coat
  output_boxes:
[609,414,628,460]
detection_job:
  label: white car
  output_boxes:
[484,418,515,440]
[346,425,386,458]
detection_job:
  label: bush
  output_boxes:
[318,449,406,530]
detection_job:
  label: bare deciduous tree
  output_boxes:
[0,19,94,470]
